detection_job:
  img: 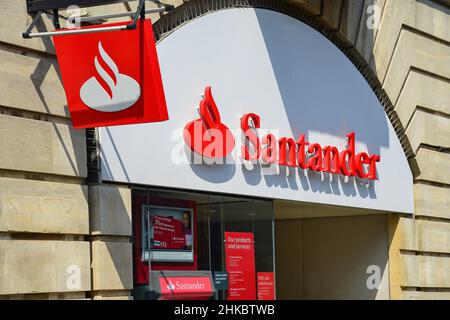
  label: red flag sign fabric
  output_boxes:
[53,19,168,128]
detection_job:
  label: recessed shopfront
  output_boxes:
[132,188,274,300]
[98,7,413,300]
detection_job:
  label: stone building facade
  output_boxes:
[0,0,448,300]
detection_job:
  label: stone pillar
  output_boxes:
[89,184,133,300]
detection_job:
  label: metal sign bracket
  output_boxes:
[22,0,174,38]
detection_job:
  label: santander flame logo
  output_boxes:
[80,41,141,112]
[166,281,175,291]
[184,87,235,159]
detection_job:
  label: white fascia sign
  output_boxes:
[99,8,414,214]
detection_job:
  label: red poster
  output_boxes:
[257,272,275,300]
[152,215,186,250]
[53,19,168,128]
[225,232,256,300]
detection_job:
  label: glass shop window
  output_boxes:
[132,188,275,300]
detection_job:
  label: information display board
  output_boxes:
[225,232,256,300]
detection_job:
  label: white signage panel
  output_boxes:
[100,8,413,214]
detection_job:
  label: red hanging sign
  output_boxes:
[53,19,168,128]
[225,232,256,300]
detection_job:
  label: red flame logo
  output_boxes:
[184,87,235,159]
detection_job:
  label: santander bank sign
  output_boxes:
[99,8,414,214]
[184,87,381,181]
[53,19,168,128]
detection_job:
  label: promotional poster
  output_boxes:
[142,206,193,262]
[225,232,256,300]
